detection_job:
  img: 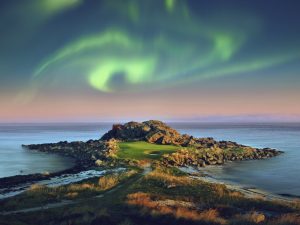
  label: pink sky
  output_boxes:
[1,87,300,122]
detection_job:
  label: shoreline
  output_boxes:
[197,175,295,203]
[0,166,126,199]
[0,147,77,180]
[0,164,85,190]
[2,162,298,204]
[181,166,299,203]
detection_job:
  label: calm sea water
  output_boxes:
[0,122,299,196]
[172,122,300,196]
[0,123,112,178]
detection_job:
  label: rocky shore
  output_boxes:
[101,120,283,167]
[180,167,295,203]
[0,139,120,190]
[21,120,283,174]
[23,138,119,167]
[0,165,83,190]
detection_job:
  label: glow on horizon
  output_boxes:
[1,88,300,122]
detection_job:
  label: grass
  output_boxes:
[125,166,300,224]
[1,165,300,225]
[117,141,180,160]
[0,169,138,212]
[127,192,226,224]
[228,147,245,153]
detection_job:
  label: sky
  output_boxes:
[0,0,300,122]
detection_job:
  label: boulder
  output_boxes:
[101,120,184,145]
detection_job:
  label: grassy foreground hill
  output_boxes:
[1,121,299,225]
[1,166,300,225]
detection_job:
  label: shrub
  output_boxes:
[145,168,192,187]
[233,211,266,224]
[98,169,137,190]
[29,184,46,191]
[65,192,78,198]
[98,175,119,190]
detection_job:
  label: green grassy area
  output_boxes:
[227,147,245,153]
[117,141,180,160]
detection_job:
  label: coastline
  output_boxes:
[0,148,84,189]
[2,163,297,203]
[0,164,85,193]
[181,166,299,203]
[0,166,126,199]
[0,145,77,179]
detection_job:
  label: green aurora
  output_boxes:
[0,0,300,121]
[31,0,300,93]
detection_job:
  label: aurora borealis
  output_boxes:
[0,0,300,122]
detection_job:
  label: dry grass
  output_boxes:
[145,169,192,187]
[127,192,157,208]
[1,169,139,213]
[271,213,300,225]
[175,208,224,223]
[234,212,300,224]
[291,199,300,210]
[235,211,266,224]
[228,191,244,198]
[211,183,228,198]
[252,194,267,201]
[29,184,45,191]
[98,175,119,190]
[28,170,138,195]
[24,170,138,201]
[29,182,97,195]
[65,192,78,198]
[127,192,227,224]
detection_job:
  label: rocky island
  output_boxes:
[24,120,282,169]
[1,120,283,192]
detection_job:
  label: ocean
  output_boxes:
[0,122,299,196]
[0,123,111,178]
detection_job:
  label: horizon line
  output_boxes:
[1,115,300,124]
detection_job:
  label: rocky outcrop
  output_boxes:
[101,120,182,144]
[23,139,119,167]
[161,147,282,168]
[101,120,283,167]
[101,121,246,149]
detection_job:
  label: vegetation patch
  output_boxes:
[127,192,227,224]
[1,166,300,225]
[0,169,138,212]
[117,141,180,160]
[125,166,299,225]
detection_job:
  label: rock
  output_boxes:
[24,139,118,166]
[101,120,183,145]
